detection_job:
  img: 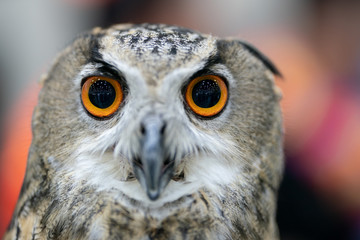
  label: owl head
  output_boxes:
[31,24,283,205]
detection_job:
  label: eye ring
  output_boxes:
[81,76,123,118]
[185,75,228,117]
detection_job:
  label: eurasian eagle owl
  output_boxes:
[5,24,283,240]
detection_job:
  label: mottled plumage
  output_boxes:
[5,24,283,240]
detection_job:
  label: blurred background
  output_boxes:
[0,0,360,239]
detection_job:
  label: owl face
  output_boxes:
[34,24,282,207]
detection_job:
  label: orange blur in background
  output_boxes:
[0,83,40,236]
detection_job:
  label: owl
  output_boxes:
[5,24,283,240]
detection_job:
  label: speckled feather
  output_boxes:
[5,24,283,240]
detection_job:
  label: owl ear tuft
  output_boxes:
[239,41,282,77]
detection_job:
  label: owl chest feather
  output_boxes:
[7,172,277,240]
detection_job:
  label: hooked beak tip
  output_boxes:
[147,189,161,201]
[132,158,175,201]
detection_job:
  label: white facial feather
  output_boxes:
[66,54,249,207]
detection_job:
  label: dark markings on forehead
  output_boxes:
[111,24,207,57]
[169,47,177,55]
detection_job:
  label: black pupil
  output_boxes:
[192,79,221,108]
[88,80,116,109]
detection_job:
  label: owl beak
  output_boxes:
[133,115,173,201]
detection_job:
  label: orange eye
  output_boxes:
[81,76,123,118]
[185,75,228,117]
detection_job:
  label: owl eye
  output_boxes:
[185,75,228,117]
[81,76,123,118]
